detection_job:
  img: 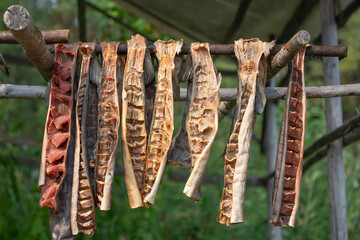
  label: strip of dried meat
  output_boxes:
[71,43,97,236]
[39,43,80,240]
[141,40,182,206]
[39,43,79,212]
[122,34,149,208]
[183,42,221,202]
[218,39,274,225]
[95,42,122,211]
[270,48,306,227]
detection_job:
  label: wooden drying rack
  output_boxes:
[0,4,359,188]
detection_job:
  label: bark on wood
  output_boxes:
[0,29,70,44]
[3,5,55,80]
[321,0,348,239]
[268,30,310,79]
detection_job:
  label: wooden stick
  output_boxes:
[3,5,54,80]
[268,30,310,78]
[107,42,347,58]
[0,84,46,99]
[2,83,360,100]
[0,30,70,44]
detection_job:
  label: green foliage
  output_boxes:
[0,1,360,239]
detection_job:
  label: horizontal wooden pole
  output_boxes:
[95,42,347,58]
[178,83,360,101]
[2,83,360,100]
[0,84,46,99]
[0,29,70,44]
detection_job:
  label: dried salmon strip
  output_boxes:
[183,43,221,202]
[39,43,79,212]
[270,48,306,227]
[95,42,122,211]
[218,39,274,225]
[70,43,97,236]
[122,34,148,208]
[141,40,182,206]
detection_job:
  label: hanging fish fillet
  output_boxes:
[122,34,148,208]
[141,40,182,206]
[95,42,122,211]
[71,43,97,236]
[218,39,274,225]
[38,43,79,240]
[183,43,221,202]
[167,56,193,169]
[270,48,306,227]
[39,43,79,212]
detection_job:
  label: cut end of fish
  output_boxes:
[183,185,201,202]
[269,218,295,227]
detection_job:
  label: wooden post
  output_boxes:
[263,78,282,240]
[321,0,348,239]
[3,5,54,81]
